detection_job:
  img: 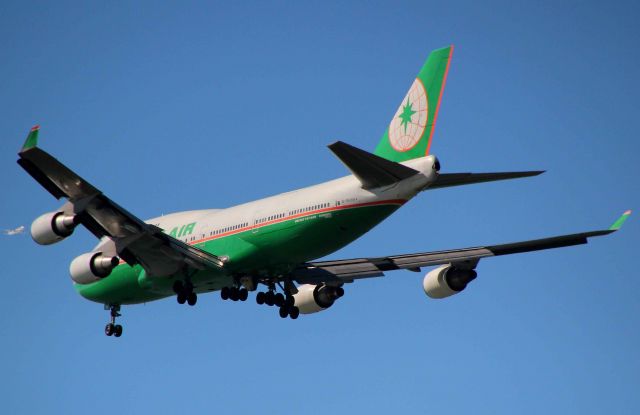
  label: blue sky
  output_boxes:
[1,1,638,414]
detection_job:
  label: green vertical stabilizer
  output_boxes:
[374,46,453,162]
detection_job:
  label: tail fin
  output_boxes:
[374,46,453,162]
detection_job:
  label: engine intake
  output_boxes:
[31,211,78,245]
[293,284,345,314]
[423,264,477,299]
[69,252,119,285]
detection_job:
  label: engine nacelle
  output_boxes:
[31,211,78,245]
[69,252,119,285]
[293,284,345,314]
[423,264,477,299]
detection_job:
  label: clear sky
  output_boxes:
[1,1,638,414]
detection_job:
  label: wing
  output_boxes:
[17,127,224,277]
[291,212,631,284]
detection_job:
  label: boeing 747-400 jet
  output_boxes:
[18,46,630,337]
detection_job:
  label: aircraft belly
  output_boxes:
[75,263,230,305]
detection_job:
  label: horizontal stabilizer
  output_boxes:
[329,141,419,189]
[428,171,544,190]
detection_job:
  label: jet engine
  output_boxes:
[293,284,345,314]
[423,264,477,299]
[69,252,119,285]
[31,211,78,245]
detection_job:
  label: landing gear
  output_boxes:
[104,305,124,337]
[220,286,248,302]
[173,280,197,306]
[255,284,299,320]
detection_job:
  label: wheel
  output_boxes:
[177,292,187,304]
[105,323,115,336]
[285,295,295,308]
[228,287,237,301]
[221,286,230,300]
[265,291,274,306]
[114,324,123,337]
[184,282,194,294]
[336,287,345,297]
[289,306,300,320]
[172,280,184,294]
[274,293,285,307]
[279,306,288,318]
[187,292,198,306]
[256,291,265,305]
[239,288,248,301]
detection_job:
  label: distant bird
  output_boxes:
[3,225,25,236]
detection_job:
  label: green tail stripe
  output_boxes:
[21,125,40,151]
[374,46,453,162]
[609,210,632,231]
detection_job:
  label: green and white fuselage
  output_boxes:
[78,156,438,305]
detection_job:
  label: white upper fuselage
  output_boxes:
[143,155,439,250]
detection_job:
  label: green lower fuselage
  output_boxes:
[76,202,402,305]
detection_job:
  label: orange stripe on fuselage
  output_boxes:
[115,199,407,266]
[188,198,407,245]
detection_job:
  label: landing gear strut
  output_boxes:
[104,305,123,337]
[173,280,197,306]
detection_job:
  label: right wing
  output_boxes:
[17,126,224,277]
[292,212,631,284]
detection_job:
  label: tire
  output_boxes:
[336,287,345,297]
[274,293,285,307]
[221,287,230,300]
[279,306,288,318]
[230,288,239,301]
[187,292,198,306]
[285,296,295,308]
[256,291,265,305]
[184,282,194,295]
[265,292,274,307]
[172,280,184,294]
[177,292,187,304]
[289,307,300,320]
[105,323,115,336]
[239,288,248,301]
[114,324,123,337]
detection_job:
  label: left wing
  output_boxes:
[17,126,224,277]
[292,211,631,284]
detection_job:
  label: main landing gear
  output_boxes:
[255,288,299,320]
[220,286,249,302]
[104,305,123,337]
[173,280,197,306]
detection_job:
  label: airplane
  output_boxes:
[3,225,25,236]
[18,45,630,338]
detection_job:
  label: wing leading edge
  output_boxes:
[291,212,630,285]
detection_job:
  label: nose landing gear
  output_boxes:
[104,305,123,337]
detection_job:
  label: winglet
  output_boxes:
[609,210,632,231]
[21,125,40,152]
